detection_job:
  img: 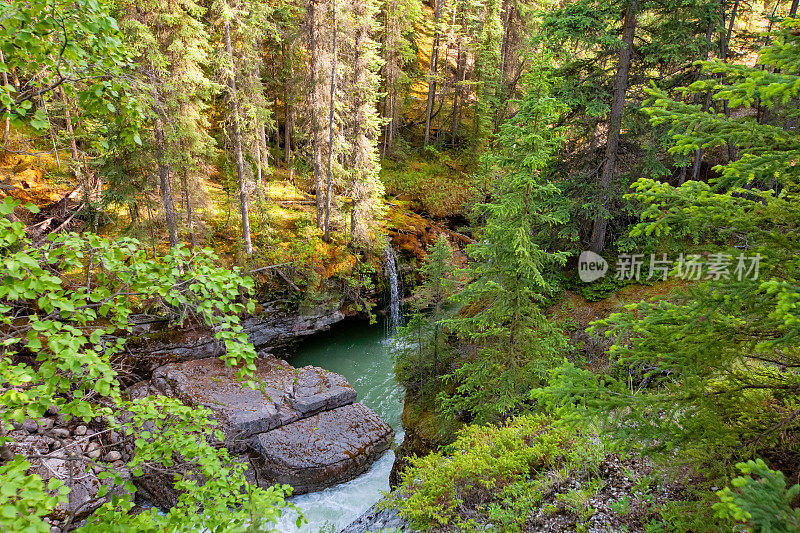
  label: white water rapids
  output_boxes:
[273,322,406,532]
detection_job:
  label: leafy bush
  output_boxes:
[390,415,578,531]
[0,198,296,531]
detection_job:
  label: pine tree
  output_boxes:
[396,234,457,394]
[544,19,800,469]
[347,0,385,243]
[423,0,445,146]
[380,0,420,155]
[470,0,503,149]
[118,0,217,248]
[440,53,570,423]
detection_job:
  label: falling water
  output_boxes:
[270,248,405,532]
[272,319,404,532]
[383,245,401,335]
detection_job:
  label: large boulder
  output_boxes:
[128,355,392,506]
[143,356,357,450]
[250,403,393,494]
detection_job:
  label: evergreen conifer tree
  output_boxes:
[439,52,570,423]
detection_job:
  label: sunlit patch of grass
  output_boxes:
[381,151,474,217]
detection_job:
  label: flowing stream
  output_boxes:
[273,321,404,532]
[274,249,404,532]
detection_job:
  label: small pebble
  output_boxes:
[104,451,122,462]
[37,418,54,433]
[50,527,61,533]
[51,428,70,439]
[22,419,38,433]
[88,448,102,459]
[47,405,59,415]
[74,425,87,436]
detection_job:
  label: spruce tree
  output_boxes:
[347,0,385,243]
[440,52,570,424]
[396,234,458,395]
[544,19,800,469]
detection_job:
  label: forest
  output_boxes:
[1,0,800,531]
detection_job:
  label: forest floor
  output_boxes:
[0,135,474,299]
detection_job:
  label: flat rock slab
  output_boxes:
[147,356,357,448]
[250,403,393,494]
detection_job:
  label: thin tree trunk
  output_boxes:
[254,137,262,185]
[589,0,638,254]
[284,77,293,169]
[451,46,465,146]
[260,124,269,177]
[39,96,60,167]
[324,0,337,243]
[495,0,512,132]
[155,123,179,248]
[351,3,362,242]
[688,18,715,183]
[1,51,11,151]
[273,96,282,168]
[424,0,443,146]
[792,0,799,17]
[499,0,510,78]
[224,16,253,255]
[60,87,79,160]
[721,0,739,161]
[181,170,197,247]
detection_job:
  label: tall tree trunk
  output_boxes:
[351,5,362,242]
[720,0,739,161]
[310,0,325,227]
[284,77,293,170]
[499,0,511,78]
[258,126,269,173]
[324,0,337,243]
[259,124,269,183]
[155,123,179,248]
[792,0,799,17]
[424,0,443,146]
[39,96,60,167]
[451,45,465,146]
[588,0,638,254]
[224,16,253,255]
[254,137,262,186]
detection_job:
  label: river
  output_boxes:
[274,317,404,532]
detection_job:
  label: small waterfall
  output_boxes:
[383,245,401,335]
